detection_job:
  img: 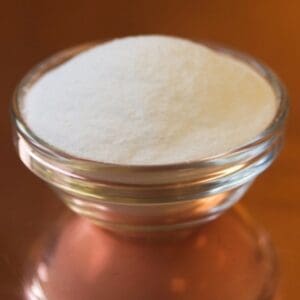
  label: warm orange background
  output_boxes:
[1,1,299,299]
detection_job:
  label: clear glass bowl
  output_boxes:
[11,42,288,231]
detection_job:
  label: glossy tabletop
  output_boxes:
[1,1,299,299]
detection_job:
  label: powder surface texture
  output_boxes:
[23,36,277,165]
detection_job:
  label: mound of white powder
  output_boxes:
[22,35,277,165]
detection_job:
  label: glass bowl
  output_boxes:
[11,42,288,231]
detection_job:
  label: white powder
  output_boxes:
[23,35,277,165]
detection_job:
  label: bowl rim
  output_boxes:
[11,41,289,173]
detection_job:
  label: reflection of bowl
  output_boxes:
[24,206,278,300]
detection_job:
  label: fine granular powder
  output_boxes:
[23,35,277,165]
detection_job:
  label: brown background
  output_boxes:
[0,1,299,299]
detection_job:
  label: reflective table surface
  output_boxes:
[0,196,281,300]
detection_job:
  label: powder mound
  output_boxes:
[23,35,277,165]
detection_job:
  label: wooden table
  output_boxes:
[1,1,299,299]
